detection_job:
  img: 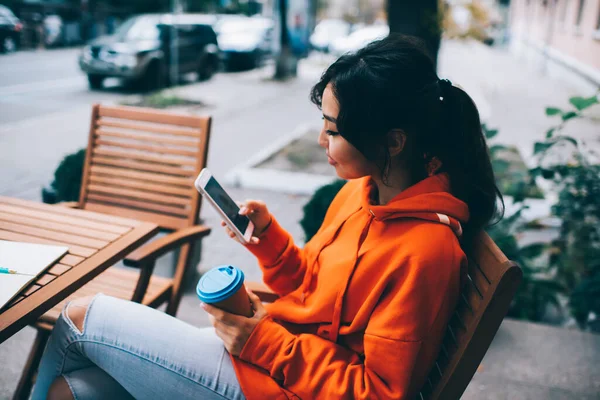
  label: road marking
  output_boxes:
[0,77,86,96]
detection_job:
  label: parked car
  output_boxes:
[309,19,350,53]
[216,16,274,70]
[329,24,389,57]
[79,14,219,90]
[0,5,22,53]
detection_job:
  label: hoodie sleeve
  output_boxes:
[245,181,353,296]
[244,216,308,296]
[239,253,460,399]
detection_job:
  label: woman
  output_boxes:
[33,34,502,400]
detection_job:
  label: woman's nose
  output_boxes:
[318,129,328,148]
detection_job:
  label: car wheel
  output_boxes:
[87,74,104,90]
[2,37,16,53]
[252,51,262,69]
[197,55,217,81]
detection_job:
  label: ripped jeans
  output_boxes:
[32,294,245,400]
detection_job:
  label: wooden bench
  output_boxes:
[247,231,522,399]
[14,104,213,399]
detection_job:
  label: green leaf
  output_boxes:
[541,169,555,179]
[569,95,598,111]
[546,128,555,139]
[545,107,563,116]
[562,111,578,121]
[529,167,542,177]
[484,128,498,139]
[520,243,546,259]
[534,141,553,154]
[491,159,510,174]
[556,135,578,147]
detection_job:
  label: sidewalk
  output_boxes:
[438,40,599,164]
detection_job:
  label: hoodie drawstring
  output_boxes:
[300,208,362,303]
[328,210,374,343]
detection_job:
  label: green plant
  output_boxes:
[530,93,600,329]
[122,92,202,109]
[487,207,564,322]
[482,124,544,201]
[41,149,86,204]
[300,180,346,241]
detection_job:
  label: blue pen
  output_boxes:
[0,267,35,276]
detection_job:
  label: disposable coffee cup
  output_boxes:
[197,265,253,317]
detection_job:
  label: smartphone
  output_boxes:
[195,168,254,244]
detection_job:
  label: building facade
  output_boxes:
[510,0,600,86]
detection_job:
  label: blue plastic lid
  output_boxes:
[196,265,245,304]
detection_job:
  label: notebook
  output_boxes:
[0,240,69,311]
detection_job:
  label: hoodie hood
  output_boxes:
[360,173,469,237]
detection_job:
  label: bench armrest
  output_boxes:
[124,225,211,267]
[246,281,280,303]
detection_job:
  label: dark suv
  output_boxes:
[0,5,22,53]
[79,14,219,90]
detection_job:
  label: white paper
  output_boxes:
[0,240,69,310]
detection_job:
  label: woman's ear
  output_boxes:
[387,129,407,157]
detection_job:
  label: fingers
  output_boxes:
[247,290,260,304]
[201,302,244,326]
[220,221,241,243]
[238,199,267,215]
[246,290,265,314]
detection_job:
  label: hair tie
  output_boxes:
[438,79,452,101]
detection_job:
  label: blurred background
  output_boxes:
[1,0,599,398]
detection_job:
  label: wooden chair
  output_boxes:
[14,104,213,399]
[246,231,523,400]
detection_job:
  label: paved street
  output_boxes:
[0,47,322,200]
[0,47,126,125]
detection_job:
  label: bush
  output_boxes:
[41,149,86,204]
[531,93,600,330]
[487,207,564,322]
[300,180,346,241]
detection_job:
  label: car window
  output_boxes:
[175,24,196,40]
[115,16,160,41]
[0,6,18,22]
[195,25,216,43]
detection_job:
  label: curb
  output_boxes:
[225,123,337,195]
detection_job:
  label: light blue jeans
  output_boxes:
[31,294,245,400]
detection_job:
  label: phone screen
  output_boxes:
[204,177,250,234]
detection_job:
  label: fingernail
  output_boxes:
[238,207,247,214]
[200,302,206,309]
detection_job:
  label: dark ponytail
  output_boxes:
[434,83,504,235]
[310,34,504,236]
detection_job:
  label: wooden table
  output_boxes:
[0,196,159,344]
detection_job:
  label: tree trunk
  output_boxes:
[387,0,441,69]
[274,0,297,79]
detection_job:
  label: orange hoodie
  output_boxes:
[232,173,469,399]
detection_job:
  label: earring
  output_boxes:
[426,156,442,176]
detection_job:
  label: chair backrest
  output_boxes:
[419,232,522,400]
[79,104,211,232]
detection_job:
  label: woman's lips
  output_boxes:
[327,155,337,165]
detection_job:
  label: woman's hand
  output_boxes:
[202,290,268,356]
[221,199,272,245]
